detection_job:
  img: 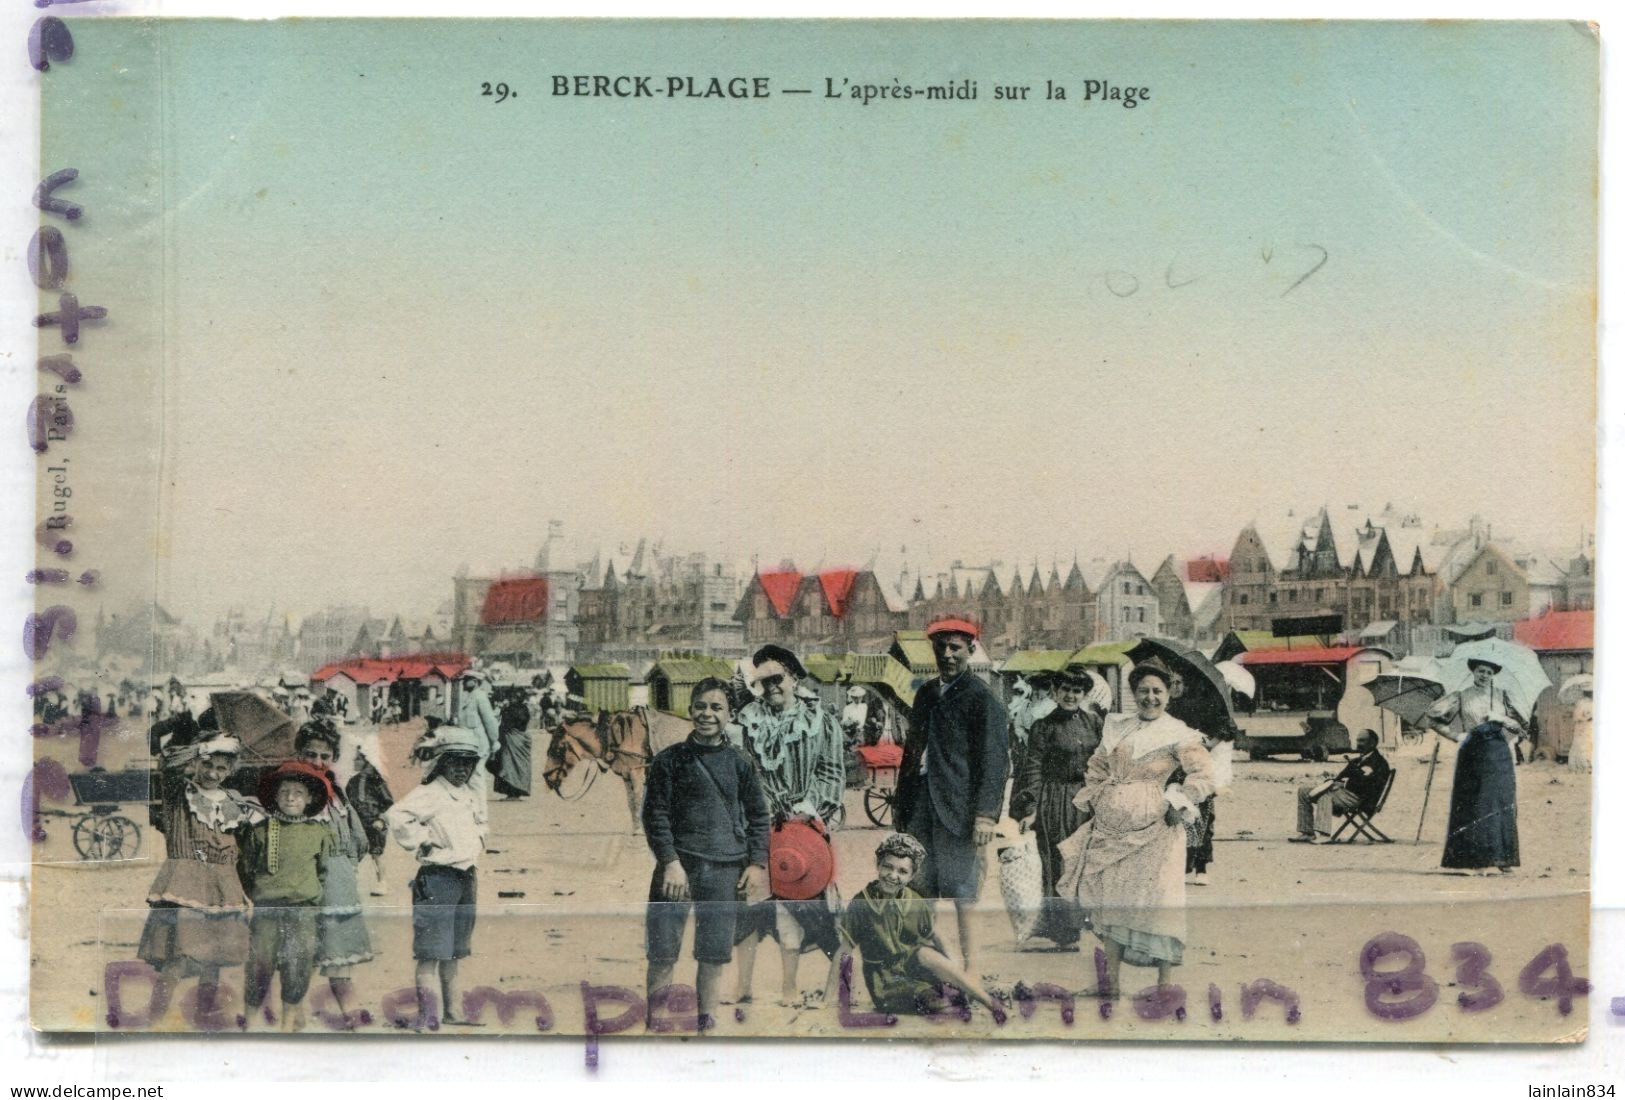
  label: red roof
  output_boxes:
[1186,557,1231,583]
[310,653,471,684]
[481,577,549,626]
[818,569,859,619]
[758,570,802,618]
[1238,645,1371,667]
[1514,609,1593,652]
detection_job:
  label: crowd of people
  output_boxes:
[636,618,1237,1025]
[127,615,1550,1031]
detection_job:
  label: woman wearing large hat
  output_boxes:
[1010,662,1101,948]
[1419,658,1524,873]
[1062,659,1214,994]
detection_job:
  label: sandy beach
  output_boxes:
[29,720,1590,1041]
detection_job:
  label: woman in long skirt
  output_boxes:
[491,690,533,799]
[1421,659,1522,873]
[1064,661,1214,994]
[1010,664,1100,947]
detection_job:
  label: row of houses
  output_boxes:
[1219,506,1592,635]
[436,507,1592,670]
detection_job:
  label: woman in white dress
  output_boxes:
[1067,661,1214,994]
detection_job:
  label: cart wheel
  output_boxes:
[863,788,895,828]
[74,815,140,861]
[826,801,846,831]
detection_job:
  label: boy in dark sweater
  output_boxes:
[642,677,770,1029]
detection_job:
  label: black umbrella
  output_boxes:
[1366,673,1446,725]
[1125,638,1235,737]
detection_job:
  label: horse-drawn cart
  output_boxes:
[39,767,148,861]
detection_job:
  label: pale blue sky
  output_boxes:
[47,19,1597,620]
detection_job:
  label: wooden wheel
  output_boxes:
[863,787,895,828]
[74,814,140,860]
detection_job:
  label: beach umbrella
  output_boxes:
[1366,671,1446,725]
[1440,638,1552,719]
[1214,660,1255,699]
[1558,674,1594,706]
[1125,638,1234,737]
[209,690,297,766]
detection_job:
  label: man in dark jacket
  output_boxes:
[895,617,1009,971]
[1290,729,1392,842]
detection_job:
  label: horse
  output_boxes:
[540,707,692,832]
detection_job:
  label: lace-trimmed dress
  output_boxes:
[1067,714,1214,967]
[137,781,261,969]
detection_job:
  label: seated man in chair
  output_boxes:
[1290,729,1391,844]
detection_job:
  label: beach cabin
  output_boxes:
[645,654,735,718]
[1515,609,1594,762]
[566,662,633,715]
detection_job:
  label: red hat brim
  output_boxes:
[769,819,834,900]
[258,759,333,814]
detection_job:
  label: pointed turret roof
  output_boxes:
[1064,559,1087,593]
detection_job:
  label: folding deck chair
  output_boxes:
[1327,769,1396,844]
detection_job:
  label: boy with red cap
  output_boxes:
[895,618,1009,973]
[238,760,336,1031]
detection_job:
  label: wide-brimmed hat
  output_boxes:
[769,818,834,901]
[419,724,486,760]
[925,617,979,641]
[752,644,807,681]
[1467,658,1503,674]
[258,759,333,814]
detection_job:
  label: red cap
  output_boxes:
[769,818,834,900]
[925,617,980,640]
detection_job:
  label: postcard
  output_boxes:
[26,17,1598,1043]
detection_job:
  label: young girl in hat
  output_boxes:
[238,760,336,1031]
[137,734,260,1023]
[295,721,377,1025]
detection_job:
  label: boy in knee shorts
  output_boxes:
[642,678,770,1029]
[386,725,489,1028]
